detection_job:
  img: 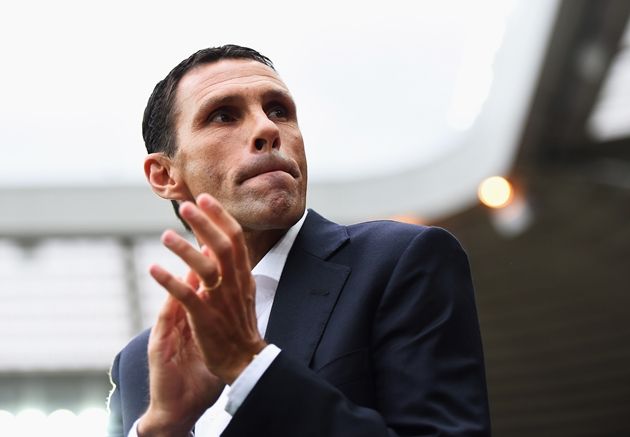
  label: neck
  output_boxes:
[243,228,287,268]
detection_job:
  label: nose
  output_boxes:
[250,110,281,152]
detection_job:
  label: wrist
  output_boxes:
[222,340,267,385]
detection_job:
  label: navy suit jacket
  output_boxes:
[108,210,491,436]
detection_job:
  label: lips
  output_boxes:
[237,155,300,184]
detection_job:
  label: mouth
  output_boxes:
[238,156,301,184]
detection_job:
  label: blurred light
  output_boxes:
[48,409,79,436]
[0,407,108,437]
[489,193,533,237]
[478,175,533,237]
[478,176,513,208]
[577,42,607,82]
[389,215,424,225]
[0,409,14,420]
[587,46,630,141]
[0,410,16,435]
[78,407,108,436]
[16,408,47,435]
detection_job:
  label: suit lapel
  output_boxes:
[265,210,350,367]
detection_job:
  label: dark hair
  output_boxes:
[141,45,275,229]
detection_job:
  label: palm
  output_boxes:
[147,294,224,425]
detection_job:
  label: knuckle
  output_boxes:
[226,226,243,243]
[200,198,222,217]
[164,276,180,291]
[215,238,233,258]
[168,236,189,255]
[200,265,218,283]
[177,240,191,255]
[155,270,171,285]
[208,200,223,214]
[179,290,196,304]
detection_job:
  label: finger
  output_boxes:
[178,202,252,336]
[180,198,257,339]
[185,268,201,291]
[148,294,192,363]
[199,246,222,295]
[198,245,248,332]
[197,195,259,332]
[184,268,212,304]
[197,194,258,332]
[161,230,222,289]
[197,193,252,271]
[149,264,206,320]
[178,201,238,289]
[151,267,227,357]
[151,295,180,340]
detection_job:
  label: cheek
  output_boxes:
[179,132,234,183]
[292,136,308,176]
[284,127,306,157]
[178,152,221,195]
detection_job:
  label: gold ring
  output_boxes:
[202,274,223,295]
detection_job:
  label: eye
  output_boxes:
[208,109,236,124]
[267,105,288,120]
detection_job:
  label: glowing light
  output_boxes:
[389,215,423,225]
[16,409,48,435]
[48,409,79,436]
[0,410,16,435]
[0,407,108,437]
[0,410,14,422]
[489,193,533,237]
[478,176,513,208]
[78,407,108,436]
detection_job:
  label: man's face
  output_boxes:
[171,59,308,232]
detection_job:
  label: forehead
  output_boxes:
[176,59,290,108]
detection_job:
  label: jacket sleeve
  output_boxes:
[221,227,491,437]
[106,329,151,437]
[107,353,125,437]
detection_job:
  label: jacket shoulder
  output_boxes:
[346,219,464,253]
[119,328,151,361]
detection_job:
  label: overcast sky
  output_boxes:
[0,0,523,187]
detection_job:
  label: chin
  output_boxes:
[245,195,305,231]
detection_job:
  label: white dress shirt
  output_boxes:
[129,211,307,437]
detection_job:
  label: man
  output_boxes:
[108,45,491,437]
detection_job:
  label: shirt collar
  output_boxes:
[251,210,308,281]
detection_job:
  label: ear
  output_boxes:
[144,153,190,201]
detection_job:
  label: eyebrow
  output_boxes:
[191,87,296,128]
[192,94,244,127]
[261,88,297,115]
[261,88,294,105]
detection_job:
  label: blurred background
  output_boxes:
[1,0,629,435]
